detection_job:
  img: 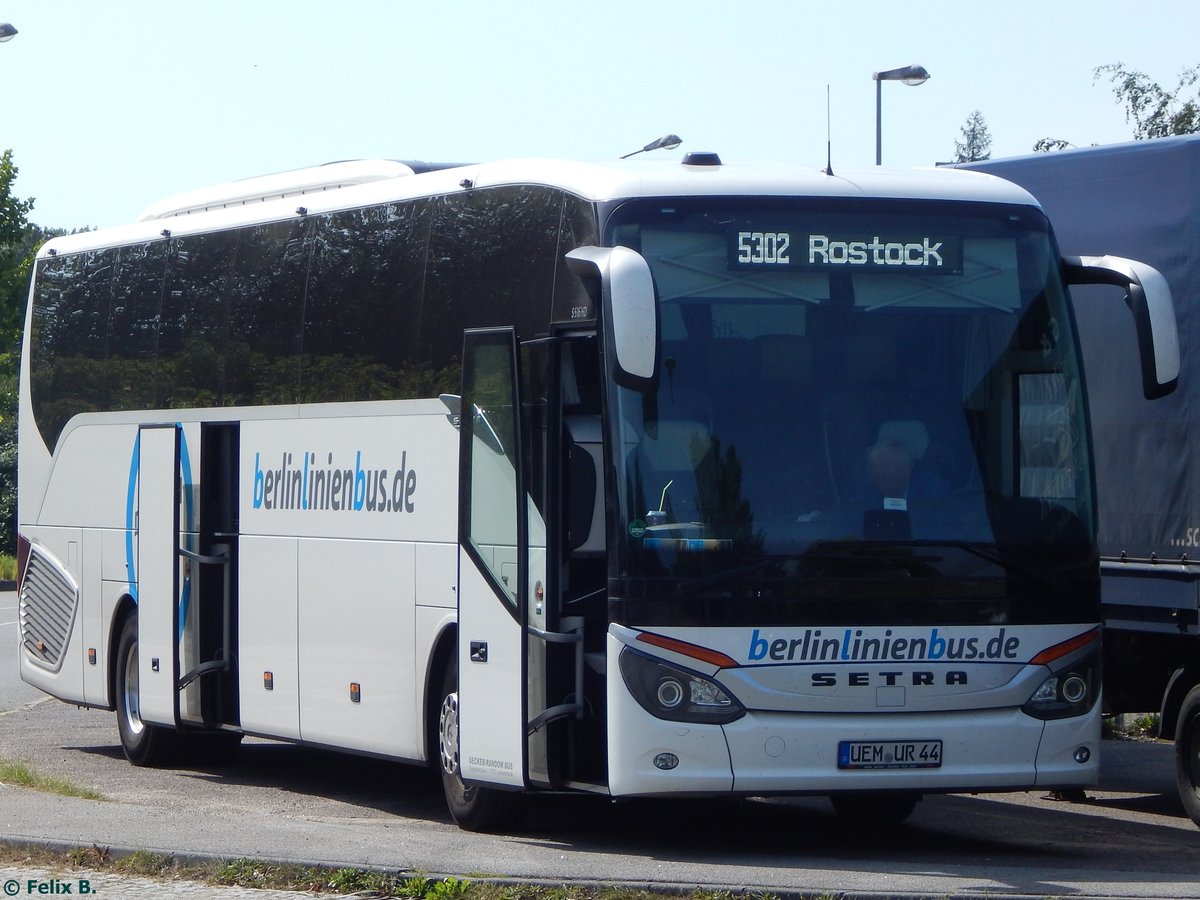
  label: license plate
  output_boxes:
[838,739,942,770]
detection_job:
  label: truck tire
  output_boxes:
[1176,684,1200,827]
[115,613,178,766]
[437,656,523,831]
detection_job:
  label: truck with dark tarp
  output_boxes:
[962,136,1200,826]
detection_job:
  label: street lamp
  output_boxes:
[0,23,17,42]
[873,64,930,165]
[621,134,682,159]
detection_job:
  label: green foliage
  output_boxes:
[0,150,47,557]
[1032,137,1074,153]
[0,755,104,800]
[327,867,387,892]
[1095,62,1200,140]
[429,877,473,900]
[214,858,292,889]
[0,351,16,555]
[112,849,175,876]
[399,875,435,898]
[953,110,992,163]
[0,150,37,349]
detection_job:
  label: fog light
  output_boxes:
[1073,746,1091,764]
[654,752,679,770]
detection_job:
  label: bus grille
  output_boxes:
[19,546,79,671]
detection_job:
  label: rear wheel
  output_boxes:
[1175,684,1200,827]
[437,656,523,831]
[830,791,921,825]
[114,613,178,766]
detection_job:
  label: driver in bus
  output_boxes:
[866,419,947,505]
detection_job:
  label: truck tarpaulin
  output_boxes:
[961,137,1200,565]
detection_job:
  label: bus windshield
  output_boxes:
[604,198,1096,627]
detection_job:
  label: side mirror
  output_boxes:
[1063,255,1180,399]
[565,246,659,391]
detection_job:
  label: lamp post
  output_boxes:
[873,64,930,165]
[0,23,17,42]
[621,134,682,159]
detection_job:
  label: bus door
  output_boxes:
[456,328,583,787]
[193,422,240,728]
[458,328,529,789]
[135,423,183,728]
[136,422,239,730]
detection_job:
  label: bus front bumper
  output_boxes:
[608,699,1101,798]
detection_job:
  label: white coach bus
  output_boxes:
[17,153,1179,829]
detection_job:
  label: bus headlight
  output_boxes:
[1022,649,1100,721]
[619,647,745,725]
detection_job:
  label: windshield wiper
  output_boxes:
[673,538,1070,596]
[675,546,942,595]
[870,539,1066,591]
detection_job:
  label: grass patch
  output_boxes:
[0,843,830,899]
[0,553,15,582]
[0,757,104,800]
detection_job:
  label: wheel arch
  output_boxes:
[424,622,458,767]
[1159,665,1200,739]
[106,594,138,712]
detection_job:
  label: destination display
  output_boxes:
[729,229,963,274]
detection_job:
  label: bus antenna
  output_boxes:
[824,85,835,177]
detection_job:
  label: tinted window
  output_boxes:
[426,186,565,355]
[302,201,434,401]
[225,220,311,405]
[108,241,167,410]
[551,194,599,323]
[28,186,597,450]
[160,230,236,409]
[29,251,111,442]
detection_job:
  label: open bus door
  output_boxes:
[455,330,587,812]
[134,422,239,734]
[456,329,531,794]
[134,423,183,728]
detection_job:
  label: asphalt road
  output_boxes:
[3,591,1199,899]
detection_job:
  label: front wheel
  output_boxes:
[437,657,523,831]
[114,613,177,766]
[1175,684,1200,827]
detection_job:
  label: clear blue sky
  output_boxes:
[2,0,1198,230]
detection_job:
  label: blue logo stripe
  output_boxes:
[125,433,140,604]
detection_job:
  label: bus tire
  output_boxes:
[830,791,920,825]
[115,614,178,767]
[437,657,523,832]
[1175,684,1200,827]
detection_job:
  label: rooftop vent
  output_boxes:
[682,152,722,167]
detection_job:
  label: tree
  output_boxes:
[1,150,35,347]
[0,150,36,557]
[1032,138,1074,153]
[1095,62,1200,140]
[953,110,992,163]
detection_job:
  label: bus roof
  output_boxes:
[38,155,1039,259]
